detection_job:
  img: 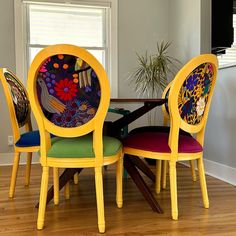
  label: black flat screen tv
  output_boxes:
[211,0,234,54]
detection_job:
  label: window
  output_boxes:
[14,0,118,97]
[217,14,236,68]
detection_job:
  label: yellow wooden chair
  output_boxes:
[161,82,197,190]
[0,68,39,198]
[0,68,64,203]
[123,54,218,220]
[27,44,123,233]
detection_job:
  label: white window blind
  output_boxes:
[14,0,118,97]
[217,14,236,67]
[26,2,107,67]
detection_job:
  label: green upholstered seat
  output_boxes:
[48,134,122,158]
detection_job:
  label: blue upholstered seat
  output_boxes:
[15,130,55,147]
[15,130,41,147]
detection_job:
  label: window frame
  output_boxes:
[14,0,118,97]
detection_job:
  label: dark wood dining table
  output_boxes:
[36,98,166,213]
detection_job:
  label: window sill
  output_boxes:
[219,62,236,70]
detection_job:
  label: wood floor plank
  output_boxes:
[0,163,235,235]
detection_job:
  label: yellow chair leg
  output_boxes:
[169,161,178,220]
[53,167,59,205]
[9,152,20,198]
[64,182,70,200]
[156,160,162,194]
[161,160,167,189]
[190,160,197,182]
[25,152,32,186]
[73,173,79,185]
[95,167,105,233]
[116,158,123,208]
[37,166,49,230]
[197,158,209,208]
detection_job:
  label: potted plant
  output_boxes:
[129,41,180,98]
[129,41,180,166]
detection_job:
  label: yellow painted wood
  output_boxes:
[53,167,59,205]
[161,82,171,190]
[161,81,172,127]
[123,54,218,220]
[161,160,167,189]
[116,156,124,208]
[161,81,197,184]
[9,152,20,198]
[74,173,79,185]
[197,157,209,208]
[169,160,178,220]
[155,160,162,194]
[27,44,123,233]
[25,152,32,186]
[37,166,49,230]
[190,160,197,181]
[95,167,105,233]
[64,182,70,200]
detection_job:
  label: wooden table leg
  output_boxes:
[124,155,163,213]
[35,168,83,208]
[130,156,156,183]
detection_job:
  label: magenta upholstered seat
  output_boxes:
[123,131,203,153]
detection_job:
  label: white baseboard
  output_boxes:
[0,152,39,166]
[182,158,236,186]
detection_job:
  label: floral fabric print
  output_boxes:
[178,63,214,125]
[36,54,101,127]
[4,72,30,127]
[196,97,205,116]
[54,78,78,101]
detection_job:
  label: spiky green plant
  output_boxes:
[129,41,180,98]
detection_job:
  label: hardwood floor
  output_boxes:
[0,163,236,235]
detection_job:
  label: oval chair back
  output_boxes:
[168,54,218,152]
[0,68,31,142]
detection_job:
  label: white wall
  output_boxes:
[202,66,236,185]
[168,0,211,60]
[0,0,15,153]
[116,0,169,131]
[168,0,201,63]
[200,0,211,53]
[118,0,169,97]
[205,67,236,169]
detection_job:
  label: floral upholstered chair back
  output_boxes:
[0,69,30,127]
[168,54,218,139]
[36,53,101,128]
[28,44,110,141]
[178,62,215,125]
[0,68,31,141]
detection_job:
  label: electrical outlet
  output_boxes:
[8,135,14,146]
